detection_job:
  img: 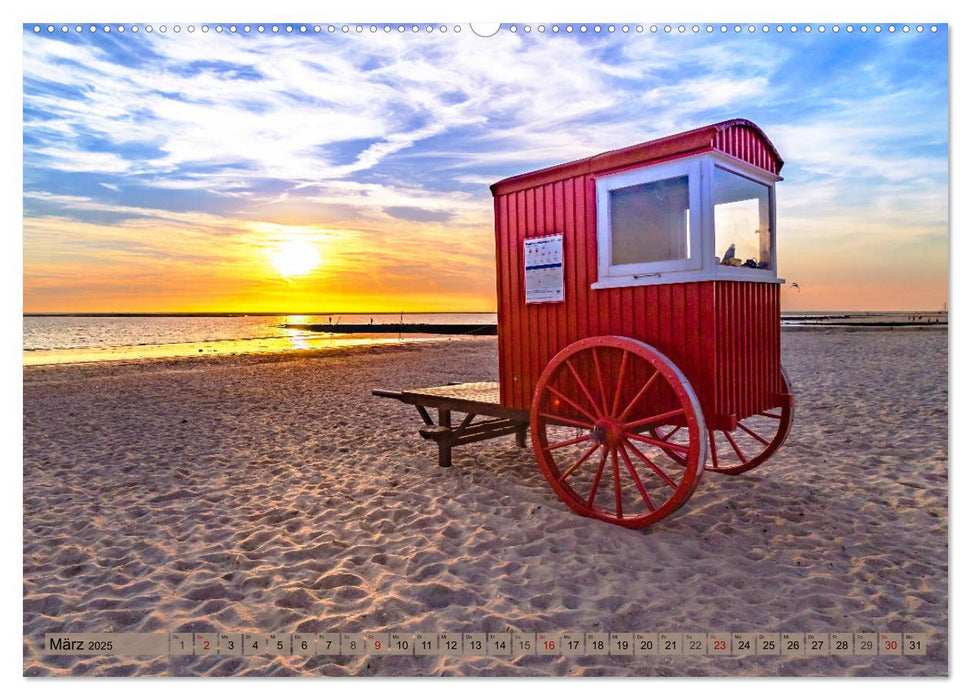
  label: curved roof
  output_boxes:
[491,118,784,197]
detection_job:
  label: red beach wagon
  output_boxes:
[376,119,794,529]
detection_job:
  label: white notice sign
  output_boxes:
[524,234,564,304]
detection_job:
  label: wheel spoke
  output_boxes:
[736,420,771,446]
[557,442,601,483]
[723,430,747,463]
[624,408,685,431]
[591,348,610,415]
[758,411,782,420]
[543,434,592,452]
[586,447,609,507]
[611,448,623,518]
[538,412,594,430]
[623,438,678,490]
[544,384,599,423]
[618,444,656,511]
[617,370,660,422]
[661,425,683,441]
[564,359,604,419]
[625,431,689,454]
[610,350,629,416]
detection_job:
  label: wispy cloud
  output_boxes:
[22,26,948,311]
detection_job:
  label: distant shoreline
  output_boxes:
[23,311,498,318]
[285,323,498,336]
[23,310,947,318]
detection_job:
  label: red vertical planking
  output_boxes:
[588,176,608,340]
[714,283,723,416]
[721,282,727,417]
[516,189,529,408]
[661,284,673,353]
[632,285,647,364]
[750,283,758,417]
[546,182,566,365]
[583,175,599,340]
[734,283,741,417]
[609,277,622,337]
[719,281,730,418]
[714,124,780,175]
[622,286,634,338]
[495,195,508,405]
[698,282,715,415]
[540,185,551,389]
[583,175,597,342]
[775,285,781,396]
[645,285,658,364]
[752,284,759,414]
[501,193,511,406]
[571,177,584,343]
[728,282,737,417]
[553,180,568,349]
[737,283,746,417]
[672,284,686,365]
[535,185,549,400]
[760,283,767,410]
[735,282,752,414]
[732,282,748,413]
[499,194,508,405]
[533,187,545,407]
[749,284,755,416]
[504,194,519,407]
[758,283,766,410]
[684,283,700,406]
[563,179,577,345]
[528,185,541,406]
[710,281,781,420]
[511,193,524,407]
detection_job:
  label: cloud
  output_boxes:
[22,26,948,312]
[383,206,453,223]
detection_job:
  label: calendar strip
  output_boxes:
[44,632,928,657]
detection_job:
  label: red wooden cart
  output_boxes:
[375,119,793,529]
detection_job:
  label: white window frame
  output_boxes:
[591,152,784,289]
[594,156,703,283]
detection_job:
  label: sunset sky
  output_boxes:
[22,23,948,313]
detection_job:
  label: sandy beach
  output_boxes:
[22,329,948,677]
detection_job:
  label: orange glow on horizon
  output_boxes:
[21,211,945,315]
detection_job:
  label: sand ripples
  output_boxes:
[23,333,947,676]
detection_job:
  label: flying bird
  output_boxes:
[791,282,801,293]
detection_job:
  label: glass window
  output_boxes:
[713,167,772,270]
[609,175,690,265]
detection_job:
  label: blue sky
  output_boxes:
[22,23,948,311]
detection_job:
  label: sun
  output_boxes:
[269,238,320,278]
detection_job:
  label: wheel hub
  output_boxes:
[591,418,623,447]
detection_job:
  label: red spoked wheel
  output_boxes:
[530,336,707,529]
[650,368,794,475]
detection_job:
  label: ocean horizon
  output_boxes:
[23,310,947,366]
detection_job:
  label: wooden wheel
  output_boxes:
[530,336,707,529]
[651,368,794,475]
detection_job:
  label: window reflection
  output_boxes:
[610,175,690,265]
[713,167,772,269]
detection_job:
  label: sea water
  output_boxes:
[23,311,943,366]
[23,313,498,365]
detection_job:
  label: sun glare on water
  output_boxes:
[270,238,320,278]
